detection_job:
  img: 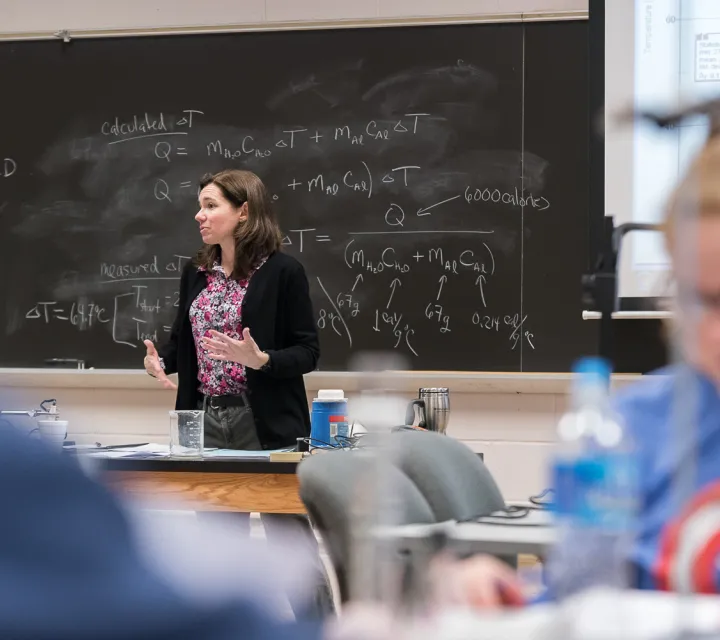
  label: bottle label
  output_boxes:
[552,452,637,531]
[329,415,349,440]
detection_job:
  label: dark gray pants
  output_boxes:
[197,398,335,619]
[201,395,264,450]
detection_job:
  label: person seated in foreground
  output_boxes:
[0,423,330,640]
[444,118,720,606]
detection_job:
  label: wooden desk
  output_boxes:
[96,458,304,514]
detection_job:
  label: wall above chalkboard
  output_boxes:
[0,20,594,371]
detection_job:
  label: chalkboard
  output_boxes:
[0,20,594,371]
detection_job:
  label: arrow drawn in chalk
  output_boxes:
[417,194,461,216]
[436,275,447,300]
[475,275,487,308]
[386,278,401,309]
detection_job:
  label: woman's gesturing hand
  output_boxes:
[202,328,270,370]
[143,340,177,390]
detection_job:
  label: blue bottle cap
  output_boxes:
[572,356,612,386]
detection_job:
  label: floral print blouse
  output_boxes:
[189,259,265,397]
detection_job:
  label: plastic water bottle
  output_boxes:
[545,357,638,600]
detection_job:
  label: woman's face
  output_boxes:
[674,216,720,383]
[195,183,246,245]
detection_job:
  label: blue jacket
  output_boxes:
[534,364,720,602]
[0,426,323,640]
[614,365,720,592]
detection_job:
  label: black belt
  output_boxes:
[203,393,249,409]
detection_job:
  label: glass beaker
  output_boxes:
[169,410,204,458]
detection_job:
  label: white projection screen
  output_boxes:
[605,0,720,298]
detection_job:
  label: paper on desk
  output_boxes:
[86,443,171,458]
[63,444,103,451]
[86,445,293,459]
[202,447,294,459]
[86,450,140,459]
[203,449,271,459]
[115,443,170,454]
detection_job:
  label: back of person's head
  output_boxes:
[664,132,720,244]
[650,101,720,381]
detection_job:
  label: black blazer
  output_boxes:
[158,251,319,449]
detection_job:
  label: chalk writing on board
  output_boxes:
[344,163,373,198]
[417,195,462,216]
[386,278,401,308]
[336,293,360,317]
[101,109,204,143]
[369,310,418,356]
[307,225,534,355]
[286,162,375,198]
[284,229,335,252]
[25,301,109,328]
[316,277,352,348]
[100,255,189,282]
[282,129,308,149]
[200,114,433,163]
[3,158,16,177]
[344,242,491,275]
[101,256,161,279]
[12,95,549,364]
[475,275,487,307]
[425,303,451,333]
[152,178,199,202]
[155,141,190,162]
[154,179,171,202]
[385,203,405,227]
[471,313,535,350]
[207,138,272,159]
[465,186,550,211]
[133,316,159,343]
[112,293,136,348]
[436,275,447,300]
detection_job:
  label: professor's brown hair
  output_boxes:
[196,169,282,279]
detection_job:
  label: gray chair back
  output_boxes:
[387,429,506,522]
[298,450,436,603]
[385,430,516,568]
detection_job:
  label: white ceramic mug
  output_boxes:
[35,420,68,450]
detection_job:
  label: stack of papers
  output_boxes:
[85,443,170,458]
[83,444,294,459]
[203,449,270,459]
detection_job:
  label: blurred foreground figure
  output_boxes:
[421,108,720,606]
[0,424,494,640]
[0,426,324,640]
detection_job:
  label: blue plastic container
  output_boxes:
[310,390,348,447]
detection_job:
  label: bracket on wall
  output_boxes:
[581,220,662,363]
[53,30,71,43]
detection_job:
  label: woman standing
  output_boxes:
[143,169,332,617]
[145,169,318,450]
